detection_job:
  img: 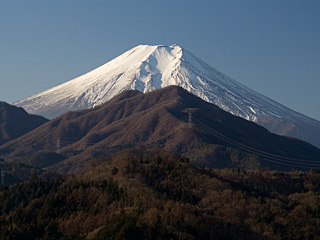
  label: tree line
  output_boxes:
[0,149,319,239]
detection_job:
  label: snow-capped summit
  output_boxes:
[14,44,320,147]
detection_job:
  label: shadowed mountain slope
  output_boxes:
[2,86,320,174]
[0,101,48,146]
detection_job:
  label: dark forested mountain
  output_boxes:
[1,86,319,174]
[0,150,320,240]
[0,101,48,146]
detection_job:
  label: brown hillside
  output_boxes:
[1,86,320,174]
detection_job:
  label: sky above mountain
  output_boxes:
[0,0,319,120]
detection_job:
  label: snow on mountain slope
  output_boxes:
[14,44,320,147]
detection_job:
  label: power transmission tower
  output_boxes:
[56,137,60,153]
[188,112,192,128]
[184,108,197,128]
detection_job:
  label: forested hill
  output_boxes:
[0,101,48,146]
[0,149,319,240]
[2,86,320,173]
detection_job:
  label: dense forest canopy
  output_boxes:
[0,149,319,239]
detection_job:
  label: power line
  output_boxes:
[179,111,320,161]
[179,112,320,161]
[191,117,320,168]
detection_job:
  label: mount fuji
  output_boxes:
[14,44,320,148]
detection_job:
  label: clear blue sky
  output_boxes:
[1,0,319,120]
